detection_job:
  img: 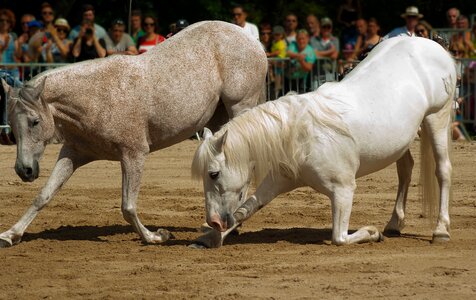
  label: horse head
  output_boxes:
[1,77,55,182]
[192,128,253,232]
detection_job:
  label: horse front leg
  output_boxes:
[330,182,383,245]
[384,150,414,236]
[191,173,300,248]
[120,153,170,244]
[0,146,89,248]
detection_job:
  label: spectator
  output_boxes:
[231,5,259,41]
[351,18,367,59]
[270,26,286,59]
[104,19,138,56]
[130,10,145,45]
[138,16,165,54]
[338,43,355,76]
[310,17,339,60]
[415,20,433,38]
[381,6,423,40]
[284,13,298,45]
[69,4,107,41]
[356,17,381,60]
[71,19,106,62]
[17,14,35,62]
[166,19,189,38]
[40,2,55,28]
[337,0,362,46]
[454,15,475,56]
[306,14,320,39]
[175,19,189,34]
[0,9,21,79]
[446,8,460,29]
[42,18,72,63]
[471,24,476,58]
[25,20,44,63]
[259,22,272,53]
[286,29,317,92]
[450,41,467,141]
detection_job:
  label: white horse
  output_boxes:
[191,37,456,248]
[0,21,267,248]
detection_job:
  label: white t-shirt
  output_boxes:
[242,22,259,41]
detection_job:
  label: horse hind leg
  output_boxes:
[421,112,452,243]
[384,150,414,236]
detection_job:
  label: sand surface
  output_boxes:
[0,141,475,299]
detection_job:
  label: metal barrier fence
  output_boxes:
[1,58,476,136]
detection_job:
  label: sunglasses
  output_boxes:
[144,22,155,27]
[322,25,332,29]
[42,11,53,16]
[56,27,67,33]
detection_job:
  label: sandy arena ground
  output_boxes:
[0,140,475,299]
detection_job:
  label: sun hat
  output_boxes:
[54,18,70,30]
[401,6,423,18]
[27,20,43,28]
[321,17,333,27]
[272,25,285,35]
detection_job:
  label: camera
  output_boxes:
[85,28,93,35]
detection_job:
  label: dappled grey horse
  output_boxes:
[0,21,267,247]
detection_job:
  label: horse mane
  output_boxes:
[192,93,351,184]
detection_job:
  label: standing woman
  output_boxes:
[72,20,106,62]
[0,9,21,80]
[137,16,165,54]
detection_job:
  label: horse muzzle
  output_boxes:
[208,213,234,232]
[15,160,39,182]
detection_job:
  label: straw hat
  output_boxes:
[54,18,70,30]
[401,6,423,19]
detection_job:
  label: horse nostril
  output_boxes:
[25,167,33,176]
[210,221,222,231]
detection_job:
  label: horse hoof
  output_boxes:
[383,229,401,237]
[156,228,173,242]
[431,233,450,243]
[0,238,13,248]
[188,242,208,249]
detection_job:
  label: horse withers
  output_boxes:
[0,21,268,248]
[192,37,456,248]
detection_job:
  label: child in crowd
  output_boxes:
[268,26,287,97]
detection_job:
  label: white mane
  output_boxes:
[192,93,351,184]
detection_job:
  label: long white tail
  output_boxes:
[419,125,438,223]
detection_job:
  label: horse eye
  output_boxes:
[32,119,40,127]
[209,171,220,180]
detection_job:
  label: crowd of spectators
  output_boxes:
[0,2,189,80]
[1,3,476,89]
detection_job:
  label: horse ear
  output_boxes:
[213,130,228,153]
[203,127,213,139]
[34,76,47,100]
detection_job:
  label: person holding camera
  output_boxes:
[42,18,72,63]
[72,19,106,62]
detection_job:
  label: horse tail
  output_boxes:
[419,99,453,225]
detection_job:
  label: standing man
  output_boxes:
[231,5,259,41]
[130,10,145,44]
[446,8,460,29]
[69,4,107,41]
[381,6,423,40]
